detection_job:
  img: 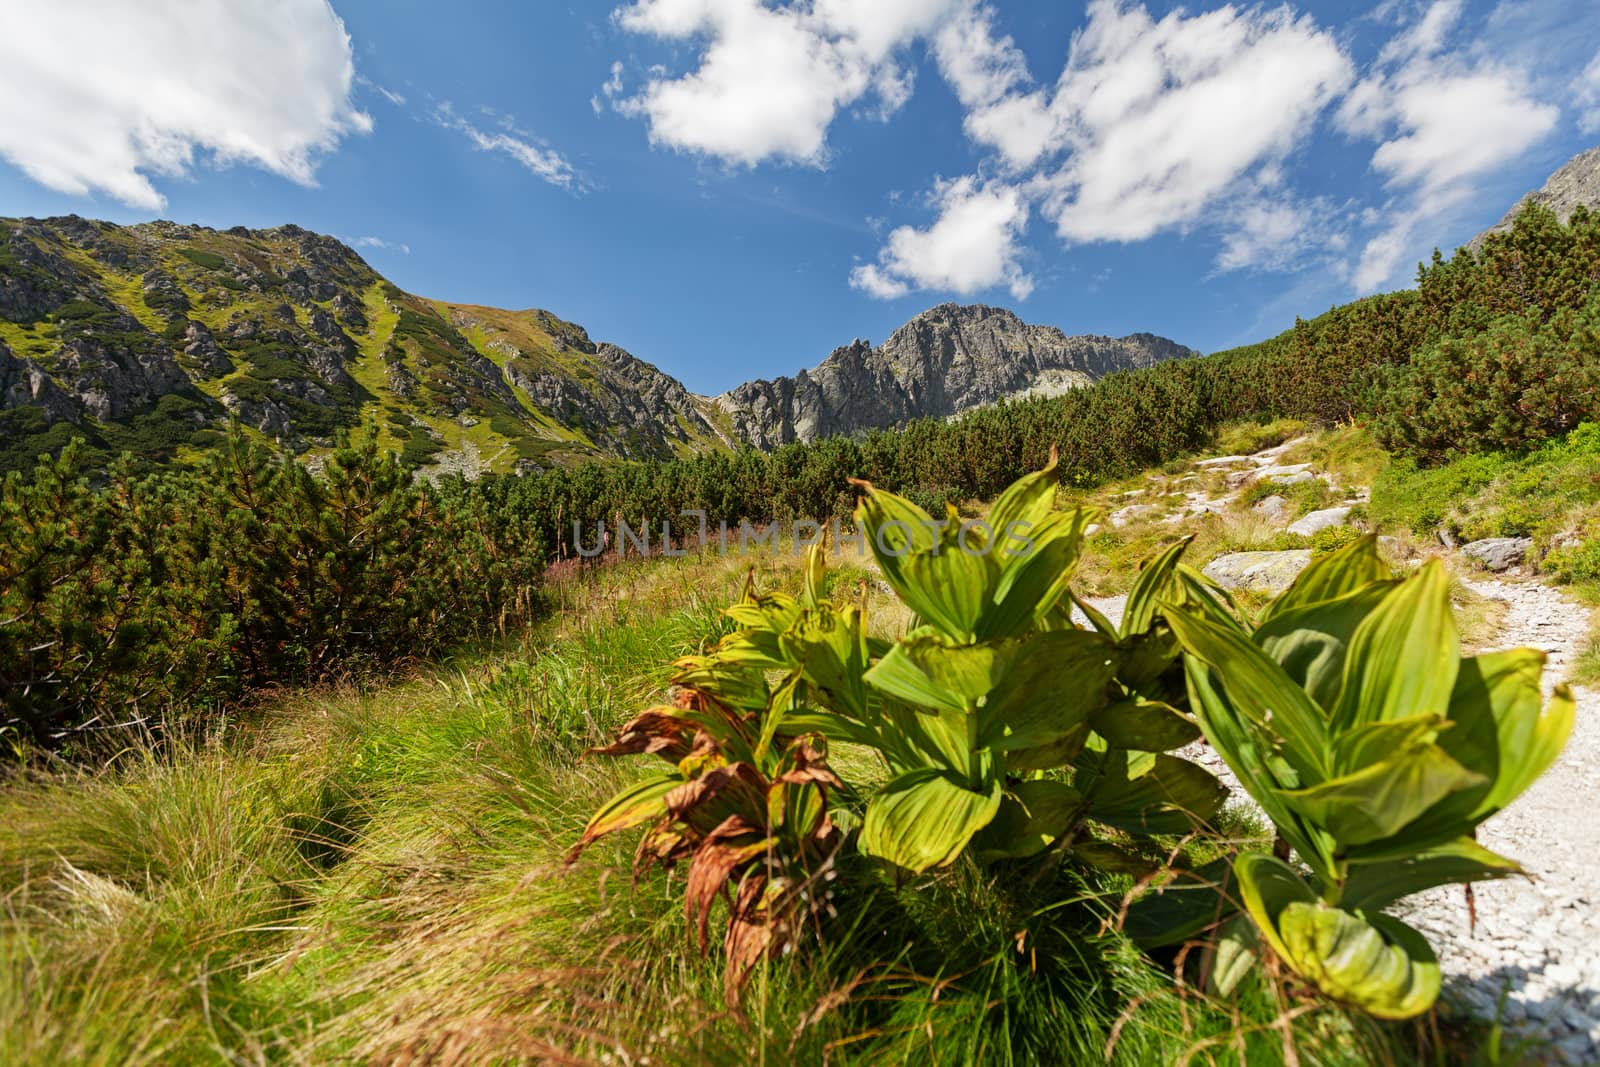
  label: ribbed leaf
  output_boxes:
[979,629,1116,753]
[1090,697,1201,751]
[1260,534,1393,624]
[1332,561,1459,732]
[983,510,1094,638]
[1449,651,1575,814]
[984,458,1062,559]
[1277,738,1484,845]
[1182,657,1334,879]
[1253,582,1394,712]
[1122,537,1193,638]
[1165,608,1330,783]
[570,774,682,858]
[1082,749,1226,835]
[864,631,1014,715]
[1278,904,1441,1020]
[1123,855,1237,948]
[860,769,1003,872]
[1342,837,1523,912]
[971,778,1085,861]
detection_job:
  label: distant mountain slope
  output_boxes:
[715,303,1199,448]
[0,216,733,473]
[1469,144,1600,251]
[0,216,1198,473]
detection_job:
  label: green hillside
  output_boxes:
[0,217,731,475]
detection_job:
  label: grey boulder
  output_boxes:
[1288,506,1354,537]
[1462,537,1533,572]
[1202,550,1313,593]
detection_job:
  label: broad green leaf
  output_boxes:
[1261,534,1393,624]
[979,629,1117,752]
[1279,904,1441,1020]
[1165,607,1330,783]
[860,769,1003,872]
[1071,838,1160,874]
[1123,855,1237,948]
[1253,582,1394,712]
[1122,537,1192,638]
[672,655,771,714]
[971,778,1085,862]
[1082,749,1226,835]
[781,604,870,720]
[1332,561,1460,732]
[1208,914,1260,998]
[1449,652,1574,814]
[724,591,802,634]
[1342,837,1523,911]
[983,511,1094,638]
[903,538,996,641]
[864,631,1015,715]
[1277,738,1484,846]
[1329,713,1449,776]
[1182,657,1335,881]
[984,459,1062,558]
[1069,591,1119,639]
[1234,852,1318,968]
[1090,697,1201,751]
[1002,726,1092,773]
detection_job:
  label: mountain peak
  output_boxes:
[1470,144,1600,251]
[715,304,1197,449]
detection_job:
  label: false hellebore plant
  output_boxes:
[1161,537,1573,1019]
[571,458,1230,1001]
[570,461,1569,1021]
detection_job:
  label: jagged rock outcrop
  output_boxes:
[715,303,1198,448]
[1470,144,1600,251]
[0,216,1195,474]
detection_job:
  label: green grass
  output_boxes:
[0,543,1459,1066]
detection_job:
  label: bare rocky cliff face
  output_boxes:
[1469,144,1600,251]
[713,303,1199,448]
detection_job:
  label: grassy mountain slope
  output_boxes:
[0,216,731,474]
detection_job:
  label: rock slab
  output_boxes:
[1201,550,1312,593]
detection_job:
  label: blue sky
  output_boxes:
[2,1,1598,394]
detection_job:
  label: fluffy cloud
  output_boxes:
[0,0,370,210]
[1578,50,1600,134]
[608,0,955,166]
[850,177,1032,300]
[994,1,1350,244]
[434,105,579,191]
[1339,0,1558,290]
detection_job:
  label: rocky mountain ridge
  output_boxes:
[0,215,1196,474]
[1469,144,1600,251]
[715,303,1198,448]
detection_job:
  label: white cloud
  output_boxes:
[434,104,580,191]
[608,0,956,166]
[850,0,1351,300]
[1578,50,1600,134]
[376,86,407,108]
[1339,0,1558,290]
[1027,1,1353,244]
[351,235,410,255]
[1216,201,1316,273]
[0,0,370,210]
[850,177,1032,300]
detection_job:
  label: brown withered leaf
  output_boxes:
[684,815,772,952]
[664,763,768,831]
[586,708,693,761]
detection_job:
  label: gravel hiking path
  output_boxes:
[1080,579,1600,1064]
[1397,578,1600,1065]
